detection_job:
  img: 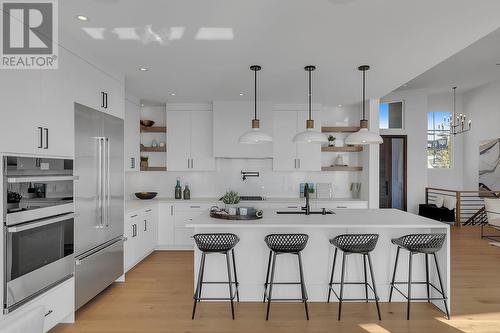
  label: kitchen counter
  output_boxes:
[187,209,450,314]
[125,197,367,213]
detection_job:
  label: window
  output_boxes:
[427,112,452,168]
[380,101,404,129]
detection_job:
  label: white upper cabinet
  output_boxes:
[273,107,321,171]
[213,101,273,158]
[124,95,140,171]
[0,45,124,158]
[167,104,216,171]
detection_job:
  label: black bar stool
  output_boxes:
[388,233,449,320]
[263,233,309,320]
[192,233,240,320]
[327,234,381,320]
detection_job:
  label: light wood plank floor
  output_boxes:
[53,226,500,333]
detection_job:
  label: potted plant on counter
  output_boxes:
[222,191,240,215]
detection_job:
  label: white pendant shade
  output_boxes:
[345,128,383,145]
[239,128,273,144]
[292,129,328,144]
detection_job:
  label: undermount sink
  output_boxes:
[276,209,334,215]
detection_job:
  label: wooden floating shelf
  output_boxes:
[321,126,360,133]
[321,146,363,152]
[140,146,166,152]
[140,166,167,172]
[321,166,363,172]
[141,125,167,133]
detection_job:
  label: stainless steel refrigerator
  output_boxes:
[74,103,125,309]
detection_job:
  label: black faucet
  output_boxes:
[302,183,311,215]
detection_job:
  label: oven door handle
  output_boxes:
[7,176,78,183]
[7,213,75,233]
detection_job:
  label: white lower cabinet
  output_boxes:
[6,277,75,332]
[124,206,158,272]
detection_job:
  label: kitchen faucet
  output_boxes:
[302,183,311,215]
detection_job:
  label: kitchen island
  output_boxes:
[187,209,450,314]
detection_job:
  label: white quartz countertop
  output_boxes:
[186,209,449,229]
[125,197,367,213]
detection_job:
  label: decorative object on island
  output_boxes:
[222,190,241,215]
[239,65,273,144]
[351,182,361,199]
[183,184,191,200]
[209,206,263,220]
[293,65,328,143]
[140,119,155,127]
[140,156,148,168]
[448,86,471,135]
[134,192,158,200]
[328,135,336,147]
[345,65,383,145]
[175,178,182,199]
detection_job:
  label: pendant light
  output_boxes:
[345,65,383,145]
[292,65,328,143]
[448,86,471,135]
[239,65,273,144]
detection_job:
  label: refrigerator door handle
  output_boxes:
[75,237,126,265]
[97,137,103,228]
[106,137,110,228]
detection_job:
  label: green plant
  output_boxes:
[222,190,240,205]
[328,135,335,142]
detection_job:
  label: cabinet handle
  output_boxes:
[132,224,136,237]
[189,205,200,209]
[145,209,152,212]
[130,214,138,218]
[187,158,190,169]
[298,159,300,169]
[287,206,298,209]
[37,127,43,148]
[336,206,347,209]
[101,92,105,108]
[170,205,174,216]
[131,157,135,169]
[105,92,108,109]
[44,128,48,149]
[45,310,53,317]
[191,159,194,169]
[144,220,147,231]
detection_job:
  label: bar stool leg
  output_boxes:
[327,247,338,303]
[389,246,400,302]
[433,253,450,320]
[266,252,277,320]
[192,252,206,320]
[231,249,240,302]
[263,250,272,303]
[367,253,381,320]
[363,254,369,303]
[225,252,235,320]
[407,252,413,320]
[425,253,430,303]
[297,252,309,320]
[338,252,347,321]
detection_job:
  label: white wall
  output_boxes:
[427,91,464,190]
[126,105,368,200]
[381,89,428,213]
[462,81,500,190]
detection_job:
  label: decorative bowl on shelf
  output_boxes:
[140,120,155,127]
[135,192,158,200]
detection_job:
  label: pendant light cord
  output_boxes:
[254,68,257,120]
[362,68,366,120]
[308,68,312,121]
[453,86,456,122]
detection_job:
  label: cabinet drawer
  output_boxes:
[18,277,74,332]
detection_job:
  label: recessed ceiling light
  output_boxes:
[403,84,408,87]
[141,104,144,107]
[239,92,244,96]
[76,15,89,22]
[170,93,176,96]
[139,67,148,72]
[337,104,342,107]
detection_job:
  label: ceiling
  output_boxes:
[59,0,500,105]
[396,27,500,94]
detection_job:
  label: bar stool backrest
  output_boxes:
[193,233,240,252]
[330,234,379,253]
[264,234,309,253]
[395,233,446,253]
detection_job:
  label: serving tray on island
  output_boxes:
[209,211,262,221]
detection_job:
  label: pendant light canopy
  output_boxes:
[239,65,273,144]
[345,65,383,145]
[292,65,328,144]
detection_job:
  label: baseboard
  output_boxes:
[156,244,194,251]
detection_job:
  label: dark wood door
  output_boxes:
[379,135,407,210]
